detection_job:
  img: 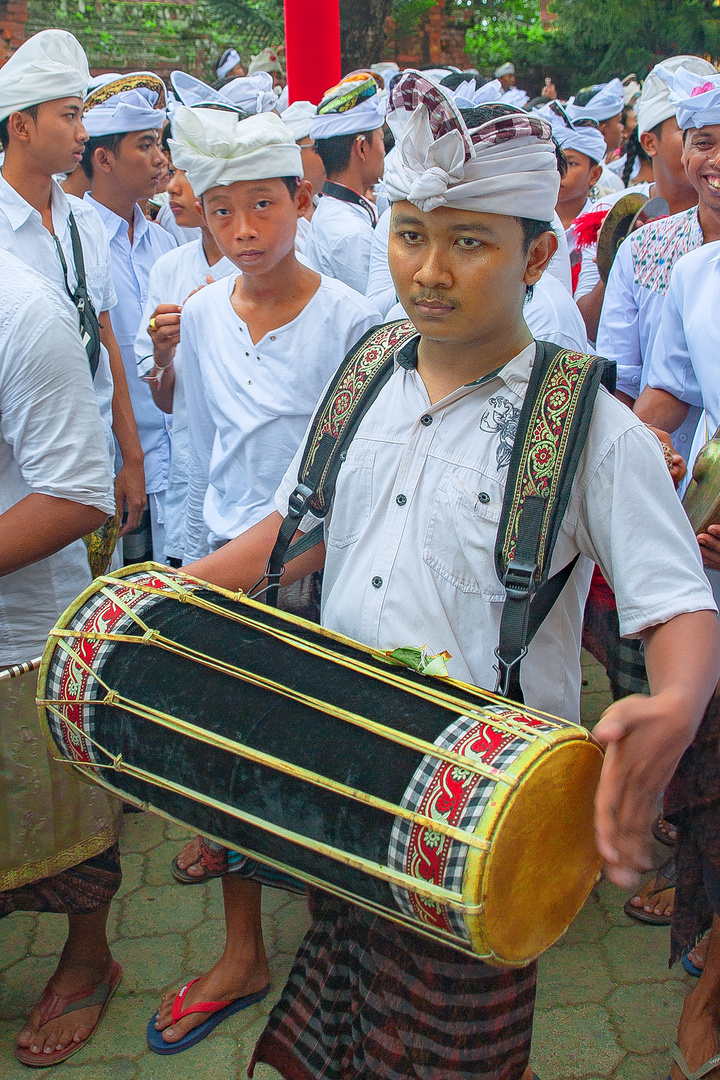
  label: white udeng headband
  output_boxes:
[566,78,624,123]
[384,71,559,221]
[0,28,89,123]
[636,57,717,135]
[655,63,720,130]
[168,106,302,196]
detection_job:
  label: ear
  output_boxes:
[6,110,35,144]
[589,162,603,186]
[523,229,558,287]
[353,134,368,163]
[294,178,313,217]
[93,145,115,175]
[639,129,658,158]
[195,197,209,226]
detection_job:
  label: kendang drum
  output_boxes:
[37,564,603,966]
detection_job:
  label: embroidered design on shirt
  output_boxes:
[480,395,521,469]
[631,207,702,295]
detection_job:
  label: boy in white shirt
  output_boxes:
[151,77,720,1079]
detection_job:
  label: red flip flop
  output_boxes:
[147,977,270,1054]
[16,959,122,1067]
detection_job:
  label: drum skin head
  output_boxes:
[465,738,604,966]
[682,436,720,535]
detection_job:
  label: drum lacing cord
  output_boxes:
[107,569,563,751]
[45,701,486,914]
[40,636,495,853]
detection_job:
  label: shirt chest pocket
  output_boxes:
[325,446,376,549]
[422,469,506,600]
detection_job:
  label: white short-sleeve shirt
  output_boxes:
[303,192,377,295]
[275,337,714,721]
[0,253,115,665]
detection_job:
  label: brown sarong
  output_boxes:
[249,889,536,1080]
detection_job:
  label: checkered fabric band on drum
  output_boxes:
[388,708,554,941]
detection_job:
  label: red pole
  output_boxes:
[283,0,342,105]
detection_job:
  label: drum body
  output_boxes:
[37,565,603,966]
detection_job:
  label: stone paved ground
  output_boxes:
[0,652,693,1079]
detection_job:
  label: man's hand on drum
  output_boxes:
[147,303,182,368]
[593,609,720,889]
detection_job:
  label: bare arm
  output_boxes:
[101,315,146,536]
[146,304,182,415]
[0,493,107,577]
[633,385,690,433]
[186,511,326,595]
[594,609,720,887]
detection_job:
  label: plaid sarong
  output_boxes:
[249,889,536,1080]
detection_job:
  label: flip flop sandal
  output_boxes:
[623,855,676,925]
[681,950,703,978]
[146,977,270,1054]
[670,1037,720,1078]
[16,960,122,1067]
[652,814,677,847]
[171,838,228,884]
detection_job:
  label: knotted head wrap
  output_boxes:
[248,47,283,77]
[83,73,166,136]
[654,62,720,130]
[217,48,242,79]
[168,106,301,196]
[451,77,503,109]
[384,70,559,221]
[220,71,278,115]
[170,71,247,114]
[566,78,624,123]
[0,29,89,123]
[310,74,387,140]
[537,101,607,164]
[637,56,716,135]
[281,99,317,142]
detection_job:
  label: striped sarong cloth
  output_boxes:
[249,889,536,1080]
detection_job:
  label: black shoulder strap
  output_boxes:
[259,319,418,605]
[53,211,102,377]
[321,179,377,228]
[494,340,607,702]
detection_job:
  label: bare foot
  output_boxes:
[671,983,720,1079]
[175,837,205,878]
[154,954,270,1044]
[16,954,114,1057]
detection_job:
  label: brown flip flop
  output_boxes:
[652,814,677,847]
[171,837,228,884]
[16,959,122,1066]
[623,855,675,925]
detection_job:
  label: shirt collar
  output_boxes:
[84,193,150,243]
[394,333,537,396]
[0,172,69,232]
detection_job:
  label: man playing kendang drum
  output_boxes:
[154,72,720,1079]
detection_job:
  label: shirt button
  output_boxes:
[396,494,407,506]
[269,335,276,340]
[478,491,490,504]
[420,414,433,426]
[371,576,383,589]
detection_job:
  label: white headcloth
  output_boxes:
[0,29,89,123]
[281,100,317,141]
[452,78,503,109]
[168,106,301,196]
[637,56,716,134]
[220,72,277,115]
[536,102,607,163]
[384,71,559,221]
[653,62,720,130]
[566,78,624,122]
[310,75,387,139]
[217,49,241,79]
[494,62,515,78]
[83,73,166,136]
[501,87,529,108]
[171,71,246,114]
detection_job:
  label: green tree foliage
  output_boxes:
[464,0,545,71]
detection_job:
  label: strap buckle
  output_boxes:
[287,483,314,518]
[493,645,529,696]
[502,560,537,600]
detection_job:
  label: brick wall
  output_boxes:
[0,0,28,64]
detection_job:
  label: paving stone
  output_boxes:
[30,913,70,957]
[609,1051,671,1079]
[164,822,195,842]
[143,841,189,887]
[182,915,226,974]
[531,1003,623,1076]
[120,812,168,854]
[537,941,614,1008]
[111,933,186,993]
[271,897,311,956]
[0,914,35,971]
[595,878,640,927]
[135,1034,238,1078]
[63,1060,139,1079]
[602,925,684,984]
[607,981,686,1053]
[581,691,613,729]
[558,891,610,947]
[118,885,205,938]
[0,955,56,1021]
[117,852,147,896]
[250,1066,285,1078]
